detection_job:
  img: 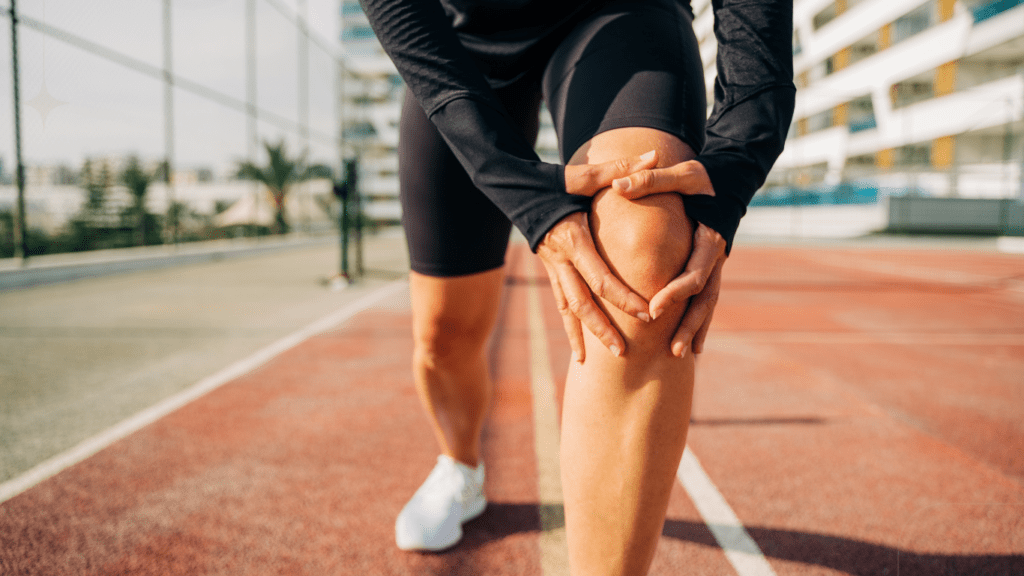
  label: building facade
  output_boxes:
[339,0,403,223]
[692,0,1024,199]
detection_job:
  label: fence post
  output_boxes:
[352,158,363,278]
[162,0,177,246]
[9,0,27,263]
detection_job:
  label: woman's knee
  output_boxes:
[569,127,697,350]
[571,127,695,297]
[590,189,692,301]
[590,189,693,353]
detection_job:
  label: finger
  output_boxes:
[611,160,715,200]
[570,244,650,322]
[564,150,658,197]
[671,264,721,357]
[541,259,586,363]
[691,306,715,355]
[557,262,625,357]
[543,212,650,322]
[649,234,721,319]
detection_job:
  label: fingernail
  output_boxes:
[613,177,630,191]
[610,345,622,357]
[651,307,662,320]
[640,150,656,162]
[637,312,650,322]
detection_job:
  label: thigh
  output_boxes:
[542,0,706,163]
[398,84,542,278]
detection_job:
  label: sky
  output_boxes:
[0,0,344,179]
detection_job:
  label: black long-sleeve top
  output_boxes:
[359,0,796,253]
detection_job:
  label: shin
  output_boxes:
[561,127,697,576]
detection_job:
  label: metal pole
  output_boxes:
[340,193,349,277]
[297,0,309,150]
[9,0,27,262]
[297,0,310,233]
[353,158,362,277]
[336,11,348,280]
[1005,97,1013,198]
[163,0,177,245]
[1019,66,1024,201]
[246,0,259,233]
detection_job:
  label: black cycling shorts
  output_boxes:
[399,0,706,277]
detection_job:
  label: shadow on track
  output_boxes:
[662,519,1023,576]
[458,504,1021,575]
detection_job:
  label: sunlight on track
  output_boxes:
[526,256,571,576]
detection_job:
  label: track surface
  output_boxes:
[1,243,1022,575]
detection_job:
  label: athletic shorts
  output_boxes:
[399,0,706,277]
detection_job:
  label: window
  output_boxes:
[341,2,364,15]
[848,95,876,132]
[891,78,934,108]
[893,2,934,44]
[342,26,376,41]
[806,108,834,133]
[896,143,932,166]
[813,3,839,29]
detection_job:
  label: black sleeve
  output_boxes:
[358,0,590,251]
[689,0,797,254]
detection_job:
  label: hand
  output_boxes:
[536,150,660,362]
[611,159,727,358]
[653,224,726,357]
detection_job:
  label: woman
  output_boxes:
[359,0,795,573]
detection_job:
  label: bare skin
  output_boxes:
[408,152,663,468]
[560,127,698,576]
[407,129,727,575]
[408,269,505,468]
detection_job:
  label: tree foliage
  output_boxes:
[120,156,158,246]
[236,140,333,234]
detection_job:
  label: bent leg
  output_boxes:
[409,268,505,467]
[561,127,697,576]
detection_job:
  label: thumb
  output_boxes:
[565,150,658,197]
[611,160,715,200]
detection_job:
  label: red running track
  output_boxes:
[1,243,1022,575]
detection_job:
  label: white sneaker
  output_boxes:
[395,455,486,551]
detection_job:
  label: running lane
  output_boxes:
[686,246,1024,575]
[0,246,549,575]
[2,242,1022,575]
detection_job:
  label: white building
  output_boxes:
[693,0,1024,199]
[339,0,403,223]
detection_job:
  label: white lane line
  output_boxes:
[0,280,408,505]
[525,256,570,576]
[678,447,777,576]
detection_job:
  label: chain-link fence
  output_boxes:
[1,0,345,258]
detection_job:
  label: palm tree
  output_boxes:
[120,156,156,246]
[236,140,333,234]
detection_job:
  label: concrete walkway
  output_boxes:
[0,229,409,484]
